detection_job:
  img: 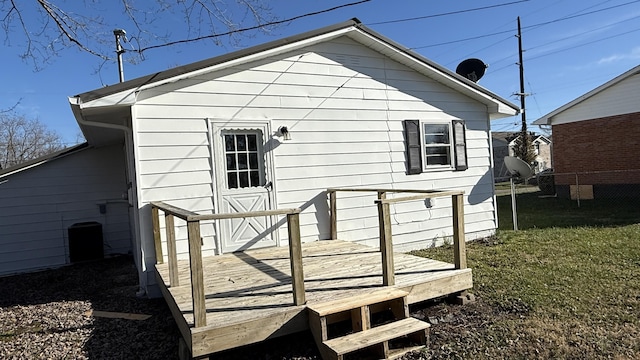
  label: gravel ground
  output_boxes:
[0,256,178,359]
[0,255,468,359]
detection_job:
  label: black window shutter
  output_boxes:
[403,120,423,174]
[452,120,468,171]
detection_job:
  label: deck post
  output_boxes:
[152,206,163,264]
[165,214,179,287]
[377,191,386,253]
[187,220,206,327]
[377,199,395,286]
[287,213,306,305]
[329,190,337,240]
[452,193,467,270]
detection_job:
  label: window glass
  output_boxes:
[223,132,263,189]
[423,123,452,167]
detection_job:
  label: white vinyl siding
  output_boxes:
[550,72,640,125]
[0,144,131,275]
[134,35,496,261]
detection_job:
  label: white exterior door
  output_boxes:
[212,122,276,253]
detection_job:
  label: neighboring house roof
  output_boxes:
[70,18,519,145]
[533,64,640,125]
[0,143,89,179]
[492,131,519,144]
[532,135,551,145]
[492,131,550,146]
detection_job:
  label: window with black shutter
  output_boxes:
[403,120,423,174]
[452,120,468,171]
[403,119,468,174]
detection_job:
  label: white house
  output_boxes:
[0,143,131,275]
[2,19,518,293]
[492,131,552,180]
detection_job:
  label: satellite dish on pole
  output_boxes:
[504,156,533,179]
[456,58,487,82]
[503,156,532,231]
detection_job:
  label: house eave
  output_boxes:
[533,64,640,126]
[0,143,89,179]
[71,18,518,119]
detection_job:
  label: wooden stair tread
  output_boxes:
[323,317,429,356]
[307,288,408,316]
[388,345,426,360]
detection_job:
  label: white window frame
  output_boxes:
[403,119,467,174]
[421,120,454,170]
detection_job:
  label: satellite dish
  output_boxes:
[504,156,533,179]
[456,58,487,82]
[503,156,532,231]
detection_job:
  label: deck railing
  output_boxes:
[327,188,467,286]
[150,201,303,328]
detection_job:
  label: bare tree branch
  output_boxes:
[1,0,371,69]
[0,113,65,169]
[35,0,108,60]
[138,0,371,54]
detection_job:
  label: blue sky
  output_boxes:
[2,0,640,145]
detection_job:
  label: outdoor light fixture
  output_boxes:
[278,126,291,140]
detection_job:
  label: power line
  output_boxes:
[484,14,638,69]
[409,0,640,50]
[366,0,530,26]
[447,0,624,67]
[523,0,640,31]
[137,0,371,54]
[527,26,640,61]
[489,24,640,74]
[411,30,514,50]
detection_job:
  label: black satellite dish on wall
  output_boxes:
[456,58,487,82]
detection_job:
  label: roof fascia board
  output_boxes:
[0,143,89,179]
[533,64,640,125]
[75,18,360,108]
[78,27,354,109]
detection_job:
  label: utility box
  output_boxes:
[68,222,104,262]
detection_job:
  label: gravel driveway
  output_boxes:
[0,255,445,359]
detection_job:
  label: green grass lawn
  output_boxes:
[410,191,640,359]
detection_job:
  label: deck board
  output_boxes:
[155,240,472,356]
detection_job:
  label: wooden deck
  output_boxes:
[155,240,472,358]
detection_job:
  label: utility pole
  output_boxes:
[516,16,530,162]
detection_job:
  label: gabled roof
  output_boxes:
[0,143,89,179]
[492,131,519,143]
[533,64,640,125]
[491,132,551,147]
[70,18,518,119]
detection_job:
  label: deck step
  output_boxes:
[308,288,429,360]
[323,318,430,360]
[307,288,409,317]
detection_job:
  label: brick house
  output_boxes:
[533,64,640,198]
[492,131,552,181]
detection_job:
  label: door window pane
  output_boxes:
[225,135,235,151]
[236,135,246,151]
[227,172,238,189]
[248,135,257,151]
[250,170,260,186]
[238,153,248,170]
[223,131,264,189]
[239,171,249,188]
[226,154,236,170]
